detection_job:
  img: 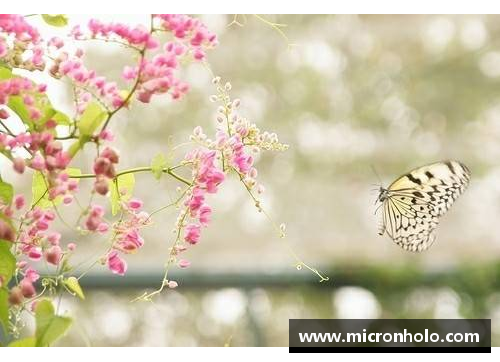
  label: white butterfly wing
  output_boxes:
[380,160,471,252]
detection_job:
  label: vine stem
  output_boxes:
[99,15,154,133]
[69,165,191,186]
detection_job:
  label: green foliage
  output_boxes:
[151,152,168,180]
[64,277,85,300]
[7,95,70,130]
[0,288,9,336]
[0,241,15,289]
[31,168,81,209]
[0,240,15,336]
[110,174,135,215]
[34,299,72,347]
[8,337,36,347]
[0,176,13,205]
[78,102,107,136]
[69,102,108,157]
[0,65,12,80]
[0,63,70,131]
[41,14,69,27]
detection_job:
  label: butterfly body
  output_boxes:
[376,160,471,252]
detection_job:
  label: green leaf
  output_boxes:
[41,14,69,27]
[35,299,72,347]
[52,111,71,126]
[78,102,107,137]
[31,171,48,208]
[0,177,13,205]
[151,152,168,180]
[110,173,135,216]
[0,65,12,80]
[0,240,15,287]
[7,91,71,130]
[64,277,85,300]
[31,168,81,209]
[0,288,9,336]
[1,64,71,133]
[7,96,32,125]
[68,102,107,158]
[67,136,90,158]
[8,337,37,347]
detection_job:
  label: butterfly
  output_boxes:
[375,160,471,252]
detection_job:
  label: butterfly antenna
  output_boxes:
[370,164,383,187]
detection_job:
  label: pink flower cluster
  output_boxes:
[48,49,124,112]
[74,19,159,50]
[126,43,190,102]
[92,146,119,195]
[0,14,39,43]
[228,134,254,174]
[66,15,218,104]
[0,77,36,108]
[153,14,218,60]
[4,204,75,306]
[0,14,42,68]
[180,148,224,249]
[84,204,108,233]
[105,198,150,275]
[7,262,39,305]
[7,200,76,294]
[1,129,77,204]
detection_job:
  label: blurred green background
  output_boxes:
[4,14,500,346]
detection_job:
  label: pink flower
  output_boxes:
[122,66,137,80]
[107,251,127,276]
[93,157,113,176]
[25,267,40,282]
[100,147,119,163]
[20,278,36,298]
[27,247,42,261]
[48,36,64,49]
[85,204,108,232]
[128,198,143,210]
[67,243,77,251]
[186,187,204,214]
[117,229,144,252]
[199,205,211,226]
[97,222,109,234]
[99,129,114,141]
[167,280,178,289]
[184,223,201,245]
[178,259,191,268]
[47,232,61,245]
[44,245,62,265]
[14,195,25,210]
[94,176,109,195]
[30,153,45,171]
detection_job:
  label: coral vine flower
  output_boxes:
[107,251,127,276]
[184,223,201,245]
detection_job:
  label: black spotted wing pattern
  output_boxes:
[378,160,471,252]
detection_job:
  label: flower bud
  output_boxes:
[94,177,109,195]
[20,279,36,298]
[8,286,24,305]
[167,280,178,289]
[178,259,191,268]
[44,245,62,265]
[13,157,26,174]
[0,108,9,119]
[0,219,15,242]
[101,147,119,164]
[93,157,112,175]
